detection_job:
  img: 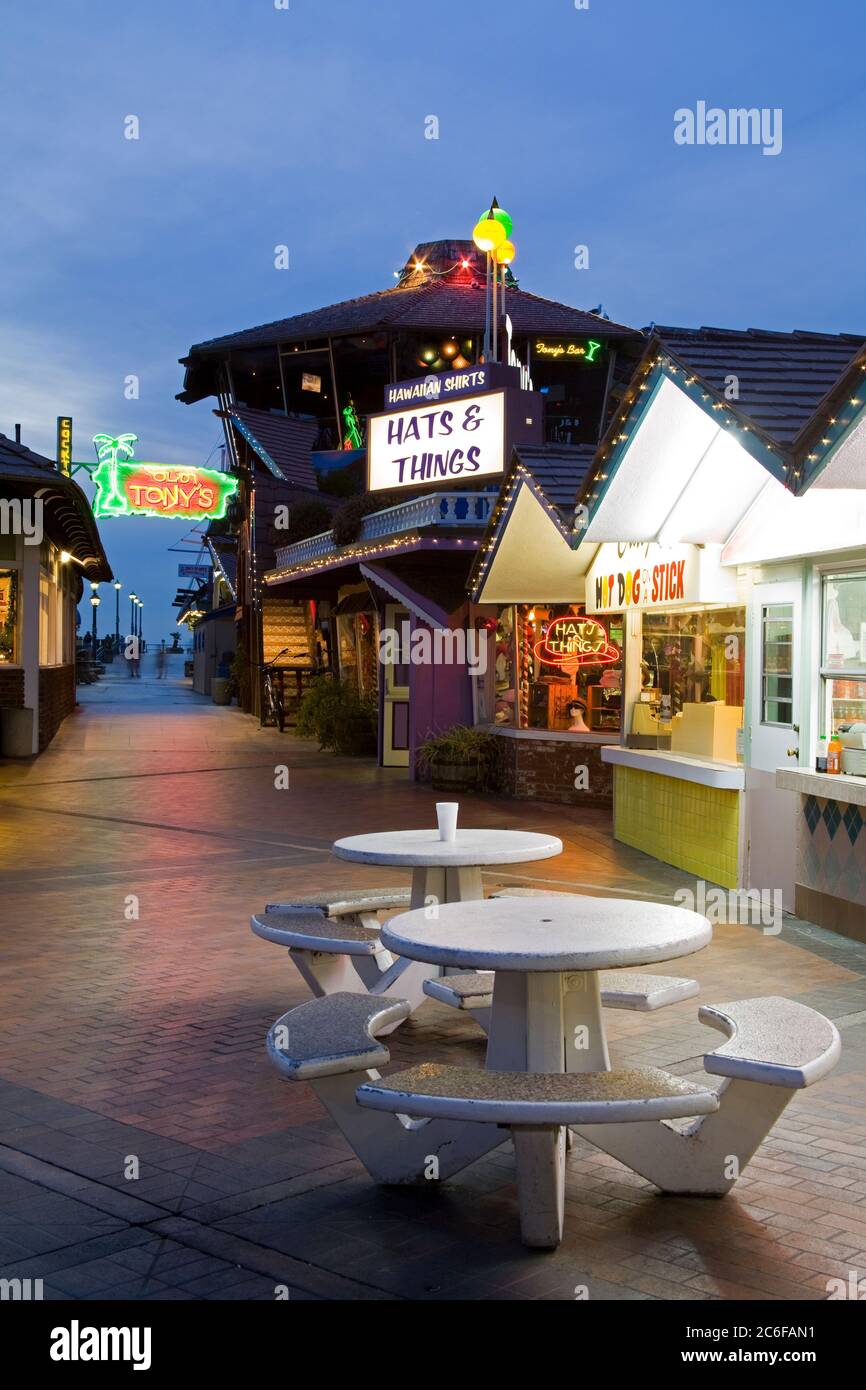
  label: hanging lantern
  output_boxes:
[495,240,516,266]
[440,339,459,359]
[479,205,513,238]
[472,217,506,252]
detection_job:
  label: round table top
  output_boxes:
[332,828,563,868]
[380,895,712,971]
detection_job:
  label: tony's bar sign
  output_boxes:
[367,390,505,492]
[91,434,238,520]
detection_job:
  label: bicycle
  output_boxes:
[260,648,290,732]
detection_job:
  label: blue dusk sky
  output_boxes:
[1,0,864,641]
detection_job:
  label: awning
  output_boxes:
[333,591,374,617]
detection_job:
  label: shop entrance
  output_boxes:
[382,602,410,767]
[749,581,801,772]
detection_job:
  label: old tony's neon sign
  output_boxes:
[533,614,619,667]
[91,435,238,520]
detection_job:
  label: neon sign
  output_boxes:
[534,339,603,363]
[533,614,619,667]
[91,435,238,520]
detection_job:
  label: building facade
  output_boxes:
[0,431,112,756]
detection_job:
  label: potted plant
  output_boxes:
[417,725,498,793]
[296,675,378,756]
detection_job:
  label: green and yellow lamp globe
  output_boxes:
[479,206,513,238]
[495,240,516,266]
[472,217,506,253]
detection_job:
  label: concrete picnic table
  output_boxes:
[380,894,712,1073]
[332,827,563,909]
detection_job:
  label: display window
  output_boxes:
[0,569,19,663]
[491,604,623,733]
[821,573,866,735]
[629,606,745,763]
[336,598,379,698]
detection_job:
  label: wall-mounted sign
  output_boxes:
[534,339,604,363]
[367,390,505,492]
[584,542,736,614]
[384,363,519,409]
[91,435,238,520]
[302,373,322,393]
[533,614,619,667]
[178,563,213,579]
[56,416,72,475]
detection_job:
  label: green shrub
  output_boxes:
[296,675,377,756]
[416,725,498,789]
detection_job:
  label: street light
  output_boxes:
[137,600,144,649]
[113,581,122,650]
[129,593,137,638]
[90,593,101,654]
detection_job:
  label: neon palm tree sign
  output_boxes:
[91,434,238,521]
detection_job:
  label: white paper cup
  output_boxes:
[436,802,458,842]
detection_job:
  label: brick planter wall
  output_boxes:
[491,734,614,809]
[38,664,76,751]
[0,668,25,708]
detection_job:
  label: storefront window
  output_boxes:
[822,574,866,733]
[761,603,794,726]
[630,607,745,763]
[492,604,623,733]
[0,569,19,663]
[336,600,379,697]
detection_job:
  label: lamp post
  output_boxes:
[129,593,137,638]
[90,593,101,654]
[113,581,122,651]
[137,600,144,650]
[472,200,514,362]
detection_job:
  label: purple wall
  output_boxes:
[408,610,474,781]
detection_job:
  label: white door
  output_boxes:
[382,603,410,768]
[747,581,801,908]
[749,582,801,771]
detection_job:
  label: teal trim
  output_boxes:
[797,398,866,493]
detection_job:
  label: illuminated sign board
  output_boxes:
[56,416,72,475]
[533,614,619,667]
[384,363,519,409]
[534,339,604,363]
[367,390,506,492]
[302,373,322,393]
[91,435,238,520]
[583,539,711,611]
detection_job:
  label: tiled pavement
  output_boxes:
[0,661,865,1301]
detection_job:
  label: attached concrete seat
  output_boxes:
[357,1061,718,1247]
[265,887,411,918]
[251,887,430,1012]
[573,995,842,1198]
[357,1061,719,1126]
[424,969,699,1015]
[252,909,385,956]
[267,992,411,1079]
[700,996,841,1088]
[266,992,509,1185]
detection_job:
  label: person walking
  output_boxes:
[156,646,166,679]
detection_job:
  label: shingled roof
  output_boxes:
[511,444,596,515]
[0,433,111,579]
[229,407,319,489]
[189,283,633,356]
[179,242,637,403]
[653,326,865,447]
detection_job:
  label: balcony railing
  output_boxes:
[273,492,494,571]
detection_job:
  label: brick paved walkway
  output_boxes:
[0,665,864,1300]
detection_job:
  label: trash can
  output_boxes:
[211,677,232,705]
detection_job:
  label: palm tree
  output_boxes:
[92,434,138,515]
